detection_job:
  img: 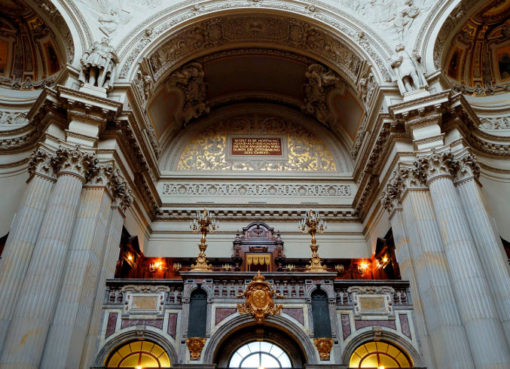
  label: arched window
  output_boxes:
[228,341,292,368]
[105,340,170,368]
[188,288,207,337]
[349,340,412,368]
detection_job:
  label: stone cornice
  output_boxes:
[155,208,358,221]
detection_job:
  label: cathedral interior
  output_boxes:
[0,0,510,369]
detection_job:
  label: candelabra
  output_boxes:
[190,209,218,271]
[299,209,327,272]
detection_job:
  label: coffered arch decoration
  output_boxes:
[0,0,75,90]
[160,104,353,174]
[433,0,510,96]
[123,9,390,110]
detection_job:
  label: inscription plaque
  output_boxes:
[232,137,282,156]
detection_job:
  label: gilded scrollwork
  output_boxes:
[176,115,337,172]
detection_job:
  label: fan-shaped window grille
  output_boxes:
[106,341,171,368]
[228,341,292,368]
[349,341,412,368]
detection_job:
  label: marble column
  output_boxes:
[399,188,474,369]
[418,152,510,369]
[388,205,436,369]
[0,146,97,369]
[455,153,510,346]
[41,166,131,369]
[0,149,55,353]
[81,200,126,369]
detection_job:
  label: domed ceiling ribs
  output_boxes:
[440,0,510,95]
[0,0,72,90]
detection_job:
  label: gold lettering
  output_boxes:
[232,138,282,156]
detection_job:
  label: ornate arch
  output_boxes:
[93,328,178,367]
[115,3,393,86]
[341,328,423,367]
[202,314,319,364]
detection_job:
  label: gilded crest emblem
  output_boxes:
[237,272,283,323]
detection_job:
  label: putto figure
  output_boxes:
[79,37,118,90]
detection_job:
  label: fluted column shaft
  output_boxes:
[456,174,510,346]
[0,151,54,352]
[41,186,112,369]
[81,204,125,369]
[428,173,510,369]
[400,189,473,369]
[389,206,436,369]
[0,147,95,369]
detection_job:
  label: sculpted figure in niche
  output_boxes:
[79,38,118,90]
[302,64,345,125]
[390,44,427,95]
[168,62,209,126]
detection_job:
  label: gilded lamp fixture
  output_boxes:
[190,209,218,272]
[237,272,283,323]
[299,209,327,272]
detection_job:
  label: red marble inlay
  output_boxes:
[105,312,118,338]
[215,308,237,325]
[399,313,412,339]
[121,319,163,330]
[354,319,396,330]
[168,313,178,338]
[341,314,351,339]
[282,308,304,325]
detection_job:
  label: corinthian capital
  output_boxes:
[28,148,55,180]
[456,152,480,184]
[87,163,133,210]
[381,166,424,212]
[109,169,133,211]
[412,152,459,184]
[51,146,98,182]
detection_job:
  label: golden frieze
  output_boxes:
[186,337,206,360]
[237,272,283,323]
[314,337,333,361]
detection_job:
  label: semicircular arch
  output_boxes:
[202,313,319,365]
[116,5,393,87]
[93,328,178,368]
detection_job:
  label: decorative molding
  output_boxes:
[237,272,283,323]
[479,116,510,130]
[161,183,352,197]
[155,208,357,221]
[314,338,333,361]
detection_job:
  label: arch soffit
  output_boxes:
[341,328,423,367]
[93,328,178,367]
[159,103,354,173]
[115,4,394,86]
[202,314,318,365]
[48,0,93,65]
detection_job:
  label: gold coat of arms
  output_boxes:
[237,272,283,323]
